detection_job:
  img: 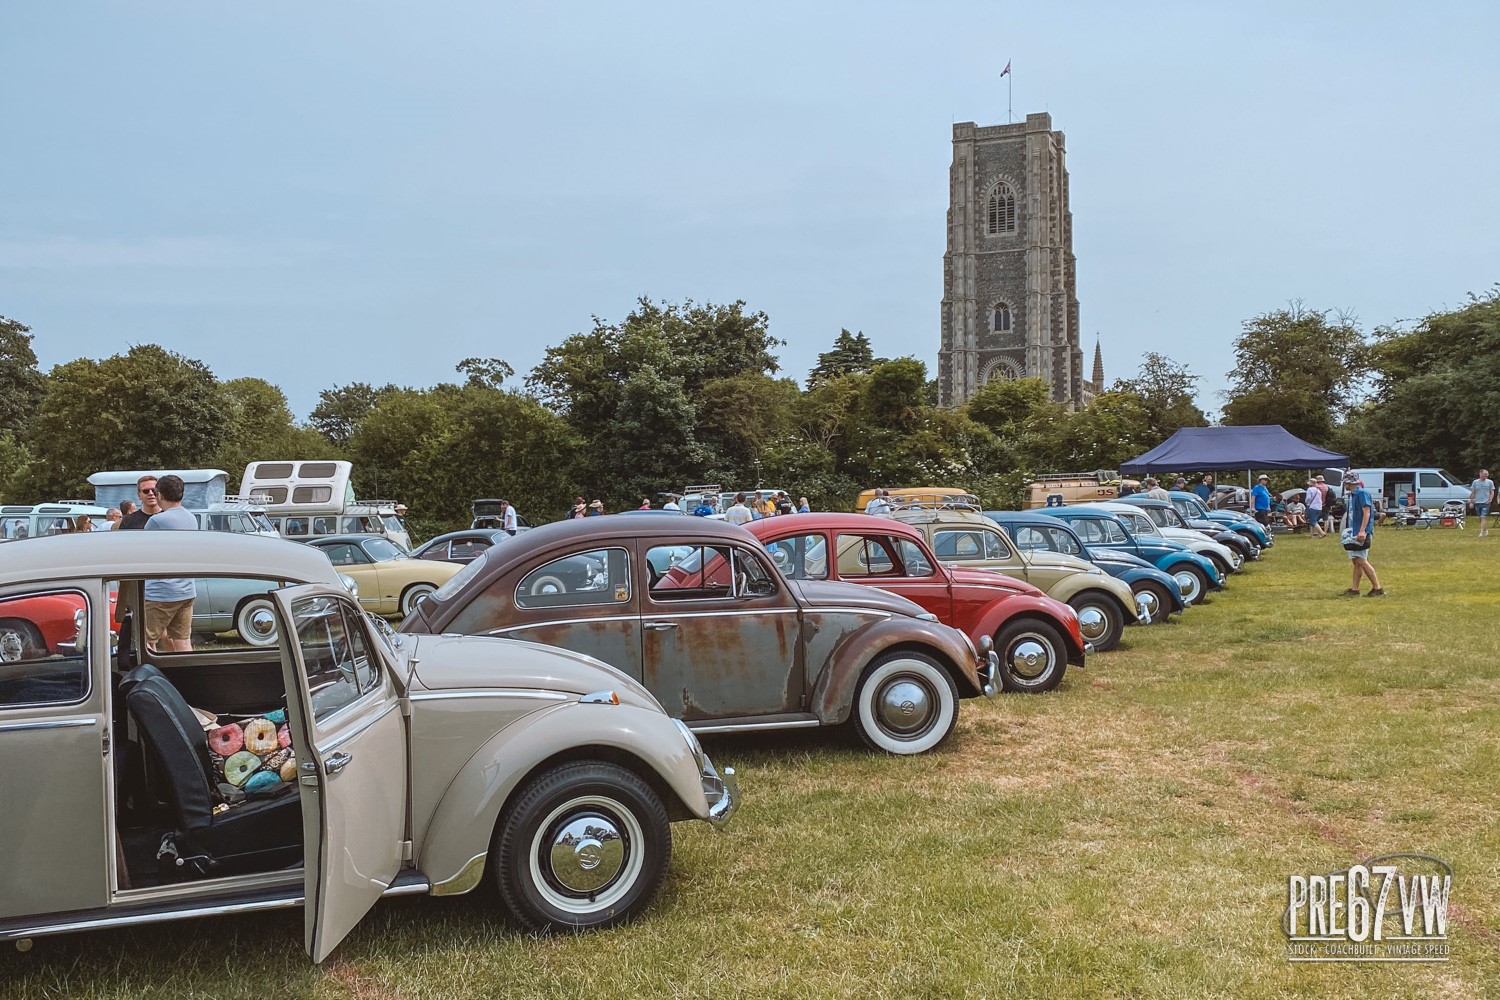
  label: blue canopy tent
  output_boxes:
[1121,425,1349,481]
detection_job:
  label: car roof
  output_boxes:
[1049,505,1124,519]
[490,513,755,557]
[304,534,392,545]
[0,531,342,587]
[418,528,510,545]
[981,510,1076,529]
[886,508,995,528]
[745,512,927,541]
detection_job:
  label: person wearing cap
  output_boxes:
[1342,474,1385,596]
[1251,475,1273,525]
[587,499,605,516]
[1143,477,1171,502]
[1304,476,1326,537]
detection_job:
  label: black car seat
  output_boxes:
[118,664,302,877]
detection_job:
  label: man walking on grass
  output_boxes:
[1304,477,1326,537]
[1251,475,1273,526]
[1470,469,1494,537]
[1342,473,1385,597]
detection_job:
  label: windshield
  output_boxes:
[1123,511,1159,536]
[1173,497,1207,519]
[382,515,404,533]
[363,536,407,561]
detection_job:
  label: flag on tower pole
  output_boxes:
[1003,60,1013,122]
[1000,61,1011,78]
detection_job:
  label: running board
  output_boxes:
[2,869,430,943]
[687,714,821,734]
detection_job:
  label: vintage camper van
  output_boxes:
[240,460,412,550]
[0,502,112,540]
[87,469,277,537]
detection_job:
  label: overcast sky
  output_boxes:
[3,1,1497,419]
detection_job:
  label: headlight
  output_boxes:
[338,573,359,600]
[673,718,707,771]
[916,611,940,622]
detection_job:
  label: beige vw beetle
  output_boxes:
[0,533,737,961]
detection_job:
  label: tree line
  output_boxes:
[2,288,1495,540]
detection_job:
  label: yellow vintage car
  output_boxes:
[305,534,461,616]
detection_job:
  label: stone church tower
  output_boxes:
[938,112,1087,409]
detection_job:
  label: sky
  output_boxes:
[2,1,1497,420]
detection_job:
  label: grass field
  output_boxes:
[4,528,1498,999]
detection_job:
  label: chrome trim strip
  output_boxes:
[316,699,401,754]
[112,870,301,905]
[0,717,97,734]
[429,854,487,896]
[408,689,569,702]
[636,608,802,620]
[8,876,432,941]
[489,614,637,633]
[688,718,821,734]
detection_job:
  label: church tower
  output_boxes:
[938,112,1085,409]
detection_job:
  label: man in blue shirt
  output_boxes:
[1193,474,1214,504]
[1251,475,1273,525]
[1342,473,1385,597]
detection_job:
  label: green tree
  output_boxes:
[213,377,336,479]
[1221,304,1367,444]
[0,315,47,439]
[1335,288,1500,471]
[1109,352,1208,438]
[964,377,1054,438]
[310,382,399,448]
[694,372,801,480]
[456,357,515,390]
[807,329,881,389]
[21,345,227,497]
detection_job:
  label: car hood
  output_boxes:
[1086,548,1155,570]
[945,565,1043,597]
[406,633,663,710]
[789,578,928,617]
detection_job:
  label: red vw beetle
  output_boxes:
[747,514,1087,692]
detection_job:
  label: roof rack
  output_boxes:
[352,498,399,508]
[682,484,722,495]
[1032,470,1122,483]
[55,499,95,507]
[885,498,983,513]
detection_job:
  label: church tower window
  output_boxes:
[993,303,1012,333]
[986,182,1017,235]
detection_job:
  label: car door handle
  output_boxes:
[643,621,679,631]
[324,750,353,775]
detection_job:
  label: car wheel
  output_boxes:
[1133,582,1174,623]
[1242,536,1263,559]
[852,651,959,755]
[1067,593,1124,652]
[528,575,568,597]
[0,619,43,662]
[234,597,280,648]
[1207,553,1233,579]
[400,583,437,616]
[493,762,671,932]
[994,619,1068,693]
[1171,564,1209,605]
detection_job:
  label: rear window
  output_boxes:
[292,486,333,504]
[253,462,294,479]
[299,462,339,479]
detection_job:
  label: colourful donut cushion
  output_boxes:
[243,770,282,794]
[222,750,261,787]
[243,718,279,754]
[208,725,244,757]
[277,724,292,749]
[265,709,287,724]
[279,756,298,782]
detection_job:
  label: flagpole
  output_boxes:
[1008,66,1013,123]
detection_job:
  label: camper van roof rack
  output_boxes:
[885,497,983,513]
[682,484,722,495]
[353,498,399,509]
[220,494,269,506]
[1034,470,1122,483]
[55,499,95,507]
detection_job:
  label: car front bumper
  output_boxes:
[702,756,740,831]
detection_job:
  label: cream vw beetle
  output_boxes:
[0,533,737,961]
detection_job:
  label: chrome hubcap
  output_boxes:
[1076,607,1108,641]
[1137,592,1159,618]
[876,678,934,735]
[1174,573,1197,598]
[548,814,626,894]
[0,630,23,662]
[1009,638,1052,680]
[247,608,276,640]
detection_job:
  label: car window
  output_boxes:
[1419,472,1443,488]
[1123,512,1157,535]
[291,596,381,721]
[1045,526,1082,554]
[0,590,90,707]
[1013,526,1049,552]
[733,548,779,597]
[321,543,367,567]
[647,544,733,600]
[836,533,902,578]
[932,529,984,560]
[763,534,827,580]
[0,516,29,540]
[285,517,308,537]
[450,538,489,561]
[363,537,406,561]
[515,547,629,610]
[1143,507,1171,527]
[897,539,935,576]
[982,529,1011,559]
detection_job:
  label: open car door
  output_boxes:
[272,584,408,962]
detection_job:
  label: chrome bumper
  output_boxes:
[703,757,740,831]
[978,635,1000,697]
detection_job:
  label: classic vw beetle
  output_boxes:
[0,532,737,960]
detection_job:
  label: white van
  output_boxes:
[240,460,412,550]
[87,469,278,537]
[0,502,112,540]
[1327,467,1472,509]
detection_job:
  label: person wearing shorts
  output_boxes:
[1471,469,1494,537]
[1304,478,1326,537]
[143,474,199,652]
[1342,474,1384,597]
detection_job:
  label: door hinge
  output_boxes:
[101,729,110,757]
[400,839,414,863]
[399,696,412,718]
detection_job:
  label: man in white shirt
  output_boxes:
[1471,469,1494,537]
[500,499,519,536]
[723,493,754,526]
[864,489,890,515]
[1142,477,1172,502]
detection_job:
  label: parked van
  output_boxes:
[1025,471,1140,510]
[87,469,277,537]
[240,460,412,550]
[0,502,112,540]
[1326,467,1471,509]
[856,486,980,512]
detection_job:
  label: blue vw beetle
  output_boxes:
[983,511,1187,623]
[1167,490,1273,554]
[1043,506,1225,606]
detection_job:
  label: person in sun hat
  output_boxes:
[1251,475,1273,525]
[1341,473,1385,596]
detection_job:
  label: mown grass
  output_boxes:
[3,529,1498,999]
